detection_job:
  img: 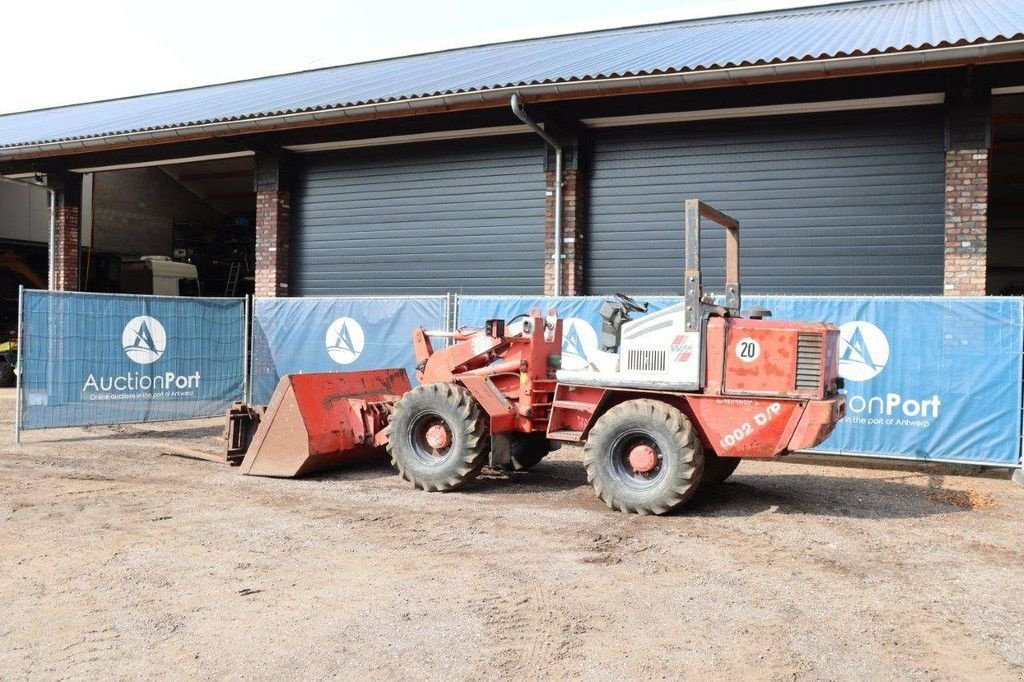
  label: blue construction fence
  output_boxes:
[16,290,247,433]
[16,289,1023,468]
[249,296,447,406]
[252,294,1024,467]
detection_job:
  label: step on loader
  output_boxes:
[225,200,846,514]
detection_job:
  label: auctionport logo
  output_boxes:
[838,319,941,427]
[838,320,889,382]
[326,317,365,365]
[82,314,201,399]
[122,315,166,365]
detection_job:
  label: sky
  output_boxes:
[0,0,852,115]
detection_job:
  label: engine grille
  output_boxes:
[626,349,667,373]
[796,333,823,391]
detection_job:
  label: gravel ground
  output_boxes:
[0,389,1022,680]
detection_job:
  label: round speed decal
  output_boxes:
[735,337,761,363]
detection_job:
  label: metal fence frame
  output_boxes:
[15,289,248,437]
[12,290,1024,469]
[14,286,23,443]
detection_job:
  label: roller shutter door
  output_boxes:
[586,107,945,295]
[291,136,545,295]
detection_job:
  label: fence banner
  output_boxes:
[457,296,607,371]
[19,291,246,430]
[747,295,1023,466]
[457,294,1023,466]
[250,296,446,404]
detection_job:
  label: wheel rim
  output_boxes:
[610,429,666,489]
[409,411,455,465]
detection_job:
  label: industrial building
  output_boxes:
[0,0,1022,302]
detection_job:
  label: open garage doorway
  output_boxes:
[83,155,255,297]
[988,92,1024,295]
[0,179,49,356]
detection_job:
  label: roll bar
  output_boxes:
[683,199,740,332]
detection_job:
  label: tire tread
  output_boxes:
[385,383,488,492]
[583,398,704,515]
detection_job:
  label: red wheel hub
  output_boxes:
[628,444,658,473]
[425,423,451,449]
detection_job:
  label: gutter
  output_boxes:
[2,39,1024,161]
[510,94,563,297]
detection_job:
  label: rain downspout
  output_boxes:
[0,175,55,289]
[511,94,563,296]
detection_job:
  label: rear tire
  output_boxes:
[702,452,741,486]
[583,399,704,515]
[385,383,488,492]
[508,433,550,471]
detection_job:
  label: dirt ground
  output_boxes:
[0,390,1022,680]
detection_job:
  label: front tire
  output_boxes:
[385,383,488,492]
[583,399,704,515]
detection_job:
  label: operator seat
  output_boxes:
[599,294,649,352]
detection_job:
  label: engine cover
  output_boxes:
[556,301,701,391]
[615,301,701,389]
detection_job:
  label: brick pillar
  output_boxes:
[943,85,990,296]
[943,149,988,296]
[54,205,80,291]
[255,189,290,297]
[53,174,82,291]
[254,153,290,297]
[544,141,584,296]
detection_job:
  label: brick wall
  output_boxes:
[254,189,290,297]
[944,149,988,296]
[544,169,584,296]
[54,204,80,291]
[92,167,223,256]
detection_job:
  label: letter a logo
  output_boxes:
[560,317,597,371]
[122,316,167,365]
[325,317,365,365]
[838,321,889,382]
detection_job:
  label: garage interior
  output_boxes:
[0,180,48,336]
[988,91,1024,295]
[84,155,256,296]
[0,155,255,308]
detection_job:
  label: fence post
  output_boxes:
[443,292,459,348]
[243,295,252,404]
[13,285,23,444]
[1017,296,1024,486]
[446,292,458,333]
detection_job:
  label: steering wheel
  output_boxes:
[614,292,648,314]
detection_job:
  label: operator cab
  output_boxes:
[555,199,746,392]
[598,294,771,355]
[556,295,722,392]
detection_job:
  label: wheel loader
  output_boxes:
[226,200,846,515]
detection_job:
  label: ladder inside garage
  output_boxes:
[225,261,241,297]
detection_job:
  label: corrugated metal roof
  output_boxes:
[1,0,1022,150]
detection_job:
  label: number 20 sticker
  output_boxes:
[735,337,761,362]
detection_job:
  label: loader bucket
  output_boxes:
[237,369,411,478]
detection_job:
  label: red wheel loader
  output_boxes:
[226,200,846,514]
